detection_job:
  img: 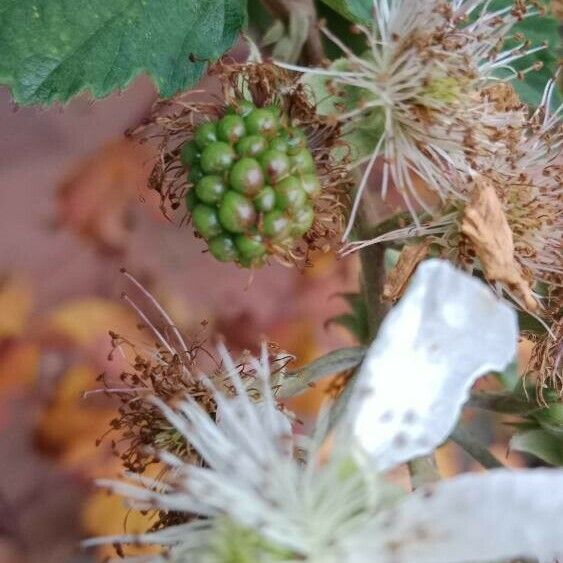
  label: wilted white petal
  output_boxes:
[347,469,563,563]
[348,259,517,470]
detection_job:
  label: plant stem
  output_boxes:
[357,205,389,340]
[451,424,505,469]
[467,391,533,415]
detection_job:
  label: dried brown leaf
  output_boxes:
[56,139,153,255]
[481,82,522,112]
[461,178,538,311]
[383,242,430,303]
[0,276,33,339]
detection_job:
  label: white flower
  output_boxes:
[346,469,563,562]
[346,259,517,470]
[278,0,542,239]
[85,260,563,562]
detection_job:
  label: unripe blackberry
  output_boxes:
[180,101,324,268]
[300,174,321,198]
[291,206,315,236]
[262,210,291,241]
[245,108,278,138]
[290,148,315,174]
[235,233,267,261]
[209,234,239,262]
[260,150,290,184]
[180,141,200,167]
[236,135,268,158]
[254,186,276,213]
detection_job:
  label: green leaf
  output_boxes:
[318,0,372,24]
[450,424,504,469]
[505,12,561,107]
[532,403,563,437]
[476,0,561,107]
[517,309,548,335]
[510,429,563,466]
[468,390,536,415]
[495,360,519,390]
[278,346,365,398]
[0,0,247,105]
[326,292,370,343]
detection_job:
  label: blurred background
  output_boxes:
[0,28,545,561]
[0,66,366,562]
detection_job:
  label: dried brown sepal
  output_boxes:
[382,241,431,303]
[480,82,524,113]
[101,332,293,473]
[552,0,563,20]
[525,288,563,402]
[529,319,562,404]
[99,331,210,474]
[461,178,538,311]
[129,61,352,268]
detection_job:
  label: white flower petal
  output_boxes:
[348,259,517,470]
[347,469,563,563]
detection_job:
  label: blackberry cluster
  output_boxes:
[181,101,320,267]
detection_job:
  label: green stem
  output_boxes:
[358,243,388,339]
[357,205,389,341]
[451,424,505,469]
[325,205,388,429]
[467,391,534,415]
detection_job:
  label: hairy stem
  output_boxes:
[357,197,389,340]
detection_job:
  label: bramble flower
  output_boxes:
[85,260,563,562]
[278,0,545,238]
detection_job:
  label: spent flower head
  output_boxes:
[279,0,546,238]
[85,260,563,562]
[95,270,293,530]
[346,80,562,317]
